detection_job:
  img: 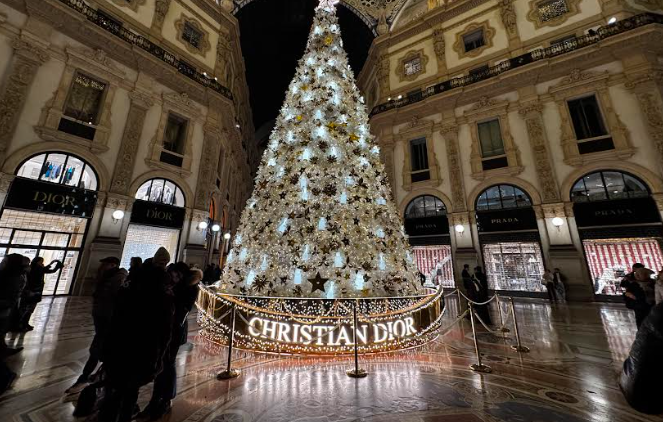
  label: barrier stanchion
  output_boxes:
[509,297,530,353]
[217,303,241,379]
[347,300,368,378]
[495,295,510,333]
[468,303,492,373]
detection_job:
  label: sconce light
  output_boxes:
[454,224,465,235]
[223,232,231,240]
[552,217,564,230]
[197,221,209,231]
[111,210,125,224]
[608,16,617,24]
[211,224,221,232]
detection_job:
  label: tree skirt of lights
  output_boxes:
[196,285,444,355]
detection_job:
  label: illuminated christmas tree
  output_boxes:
[220,0,421,298]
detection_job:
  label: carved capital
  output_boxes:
[152,0,172,31]
[11,37,49,64]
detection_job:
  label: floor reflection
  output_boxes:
[0,296,656,422]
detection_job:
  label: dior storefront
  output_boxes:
[120,178,186,268]
[0,152,98,295]
[475,184,546,297]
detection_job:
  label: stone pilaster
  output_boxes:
[194,124,224,210]
[431,28,447,75]
[499,0,522,51]
[152,0,172,32]
[439,124,466,212]
[518,103,560,203]
[110,91,154,195]
[0,37,49,163]
[376,54,391,102]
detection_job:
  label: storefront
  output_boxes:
[571,170,663,299]
[0,152,98,295]
[120,178,186,268]
[475,184,546,296]
[403,195,454,288]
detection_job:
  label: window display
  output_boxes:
[482,242,545,292]
[412,245,454,288]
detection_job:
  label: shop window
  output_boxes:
[413,245,454,288]
[404,57,422,76]
[537,0,569,22]
[60,72,107,140]
[483,242,545,292]
[409,138,430,183]
[135,178,185,207]
[405,195,446,219]
[476,184,531,211]
[477,119,507,170]
[16,152,98,191]
[182,22,203,49]
[567,95,613,154]
[463,29,485,53]
[570,170,649,202]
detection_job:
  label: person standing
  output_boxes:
[129,257,142,276]
[622,263,654,328]
[0,254,29,356]
[137,265,202,420]
[98,247,174,422]
[473,266,492,325]
[15,258,62,331]
[553,268,567,302]
[542,269,557,303]
[67,257,127,393]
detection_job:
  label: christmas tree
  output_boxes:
[220,0,421,299]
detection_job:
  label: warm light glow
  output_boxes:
[198,221,209,230]
[454,224,465,234]
[112,210,125,220]
[212,224,221,232]
[608,17,617,24]
[224,232,231,240]
[552,217,564,227]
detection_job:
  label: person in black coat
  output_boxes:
[137,264,202,420]
[15,257,62,331]
[620,302,663,414]
[473,266,492,325]
[621,264,654,328]
[0,254,29,355]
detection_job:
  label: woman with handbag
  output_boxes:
[15,258,63,332]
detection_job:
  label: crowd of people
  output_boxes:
[620,263,663,328]
[541,268,567,303]
[0,248,203,422]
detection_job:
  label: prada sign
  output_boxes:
[4,177,97,218]
[574,197,661,227]
[131,200,185,229]
[476,207,538,233]
[404,215,450,237]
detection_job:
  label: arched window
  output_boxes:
[135,178,185,207]
[16,152,98,191]
[405,195,446,219]
[476,184,532,211]
[571,170,649,202]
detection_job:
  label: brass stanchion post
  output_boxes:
[509,297,530,353]
[495,295,510,333]
[468,303,492,373]
[347,300,368,378]
[217,303,241,379]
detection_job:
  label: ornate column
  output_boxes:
[439,124,466,212]
[625,70,663,177]
[432,28,447,75]
[376,54,391,102]
[0,37,49,164]
[518,103,560,203]
[499,0,522,51]
[152,0,172,32]
[110,90,154,195]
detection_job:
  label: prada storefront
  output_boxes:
[120,178,186,268]
[475,185,546,297]
[572,171,663,299]
[403,195,454,288]
[0,152,98,295]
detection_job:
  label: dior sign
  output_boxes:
[4,177,97,218]
[131,199,185,229]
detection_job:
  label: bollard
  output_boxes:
[468,303,492,373]
[347,300,368,378]
[509,297,530,353]
[217,303,241,379]
[495,295,510,333]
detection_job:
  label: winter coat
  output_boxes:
[92,267,128,319]
[620,302,663,414]
[102,264,175,388]
[0,257,27,310]
[173,281,200,347]
[655,280,663,305]
[25,262,60,296]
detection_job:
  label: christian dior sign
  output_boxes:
[5,177,97,217]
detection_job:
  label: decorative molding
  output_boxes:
[626,74,663,174]
[377,54,391,100]
[110,0,147,13]
[634,0,663,11]
[153,0,172,31]
[395,119,441,192]
[194,124,223,209]
[431,28,446,72]
[174,14,211,57]
[452,21,496,59]
[439,124,467,212]
[499,0,518,36]
[541,203,567,219]
[0,173,15,194]
[526,0,581,30]
[395,49,430,83]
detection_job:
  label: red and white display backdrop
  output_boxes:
[412,245,454,288]
[583,238,663,295]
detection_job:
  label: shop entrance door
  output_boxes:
[0,209,87,295]
[482,241,546,293]
[121,224,180,268]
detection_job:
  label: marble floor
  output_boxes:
[0,295,658,422]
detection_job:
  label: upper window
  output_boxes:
[537,0,569,22]
[182,22,203,49]
[409,138,430,183]
[567,95,613,154]
[476,185,532,211]
[404,57,422,76]
[163,113,188,155]
[16,152,98,191]
[571,171,649,203]
[405,195,447,219]
[463,29,485,53]
[477,119,504,158]
[63,72,107,125]
[135,178,185,207]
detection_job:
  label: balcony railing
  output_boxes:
[370,13,663,116]
[57,0,233,101]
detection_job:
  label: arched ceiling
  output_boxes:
[236,0,375,138]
